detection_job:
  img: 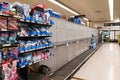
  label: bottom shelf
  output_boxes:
[18,59,53,80]
[18,56,54,69]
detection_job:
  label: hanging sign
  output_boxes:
[104,22,120,26]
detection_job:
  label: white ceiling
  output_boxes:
[114,0,120,21]
[58,0,110,22]
[6,0,120,22]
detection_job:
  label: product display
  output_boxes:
[90,34,96,49]
[0,16,7,30]
[17,53,32,68]
[0,1,100,80]
[22,4,31,21]
[9,47,18,60]
[1,47,18,65]
[0,1,53,25]
[68,16,81,24]
[1,60,18,80]
[18,39,52,53]
[0,1,54,80]
[47,9,61,18]
[9,32,17,44]
[0,32,9,44]
[17,49,53,68]
[2,48,9,60]
[0,2,12,15]
[18,26,52,37]
[33,49,54,63]
[0,32,17,45]
[1,47,18,80]
[8,18,18,30]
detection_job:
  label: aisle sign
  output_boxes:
[104,22,120,26]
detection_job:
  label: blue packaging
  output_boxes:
[23,55,28,65]
[0,32,9,44]
[27,27,36,36]
[50,19,54,25]
[0,1,10,11]
[48,9,53,16]
[39,28,46,36]
[24,41,31,51]
[2,48,9,60]
[18,55,28,67]
[9,32,17,44]
[18,41,25,52]
[33,27,40,36]
[9,47,18,60]
[18,57,24,67]
[22,4,31,21]
[26,53,33,64]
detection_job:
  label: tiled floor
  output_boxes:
[72,43,120,80]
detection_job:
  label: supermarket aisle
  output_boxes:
[72,43,120,80]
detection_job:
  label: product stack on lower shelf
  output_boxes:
[0,1,54,80]
[90,34,96,49]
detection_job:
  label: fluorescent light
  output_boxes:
[48,0,79,15]
[108,0,114,21]
[83,17,88,21]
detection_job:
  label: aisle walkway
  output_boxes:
[72,43,120,80]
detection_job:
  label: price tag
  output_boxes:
[26,20,30,22]
[21,65,25,68]
[20,19,24,21]
[1,29,7,31]
[3,44,10,47]
[31,35,34,36]
[29,63,32,65]
[20,51,24,53]
[31,21,35,23]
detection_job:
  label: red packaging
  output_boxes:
[0,16,7,29]
[8,18,18,30]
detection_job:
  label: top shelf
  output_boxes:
[18,19,52,27]
[0,14,52,27]
[0,29,20,32]
[0,14,20,19]
[0,43,18,48]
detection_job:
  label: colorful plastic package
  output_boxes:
[8,18,18,30]
[9,32,17,44]
[9,47,18,60]
[0,32,9,44]
[0,16,7,30]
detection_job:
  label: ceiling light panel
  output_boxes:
[48,0,79,15]
[108,0,114,21]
